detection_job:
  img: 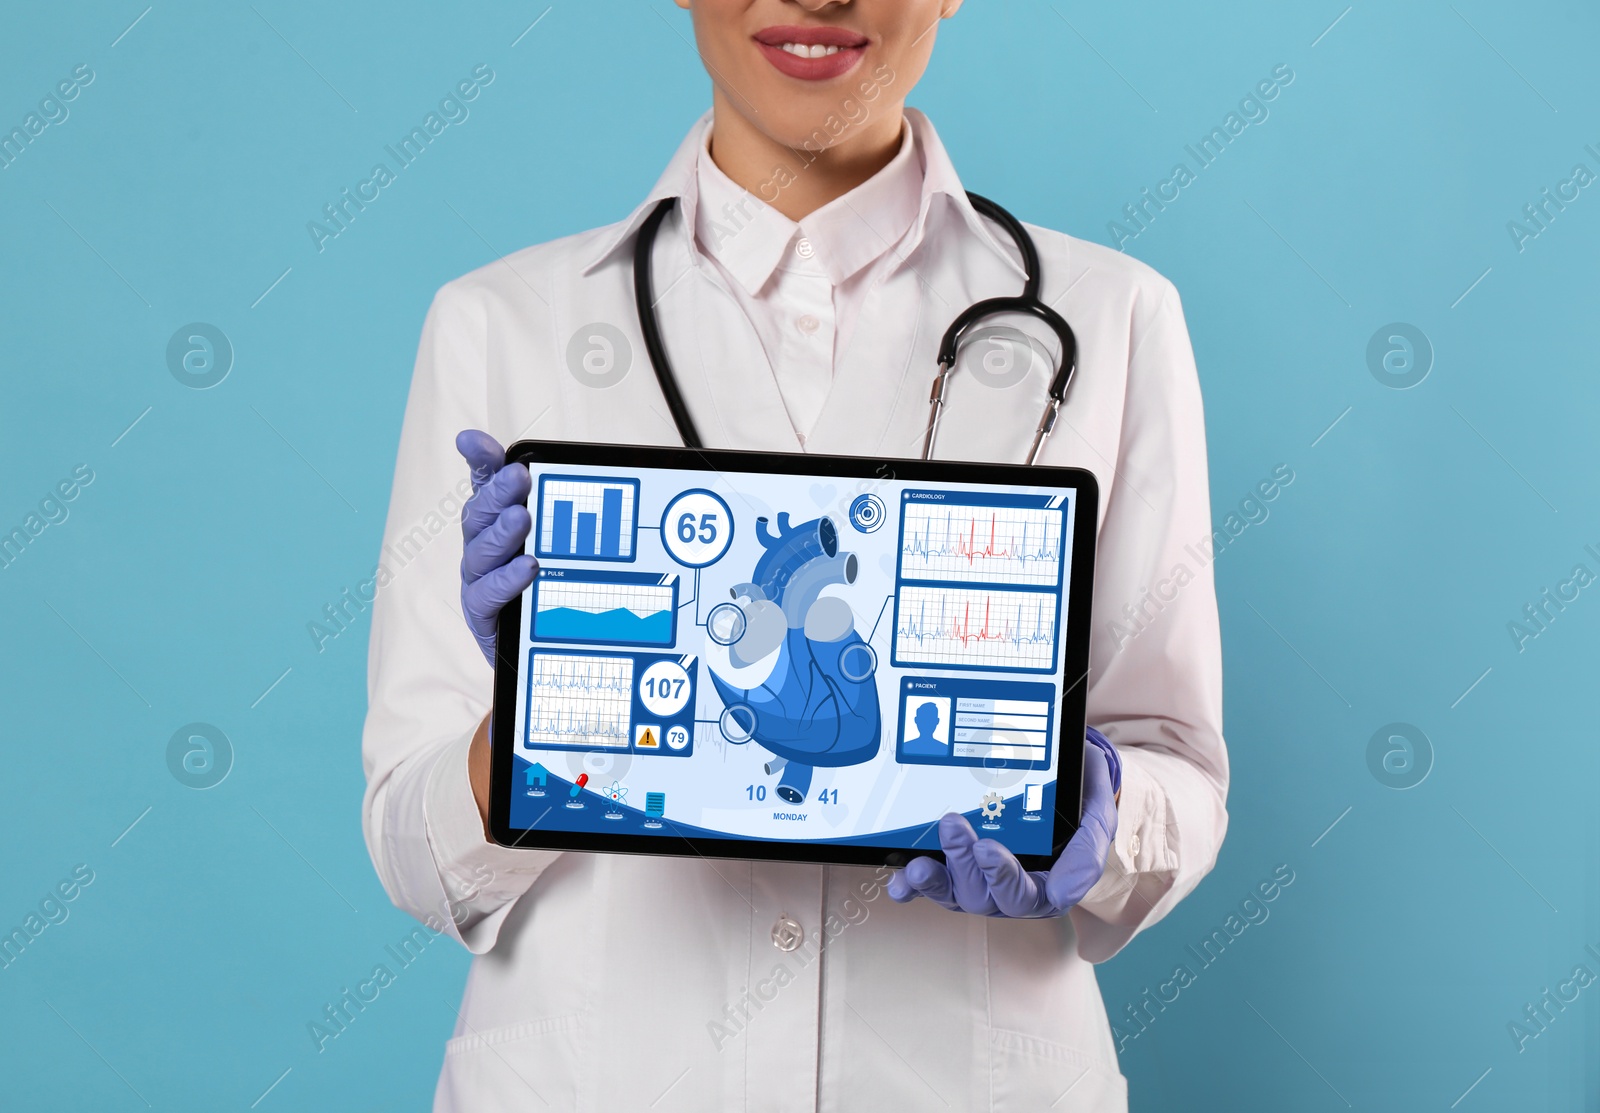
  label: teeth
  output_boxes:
[779,43,843,58]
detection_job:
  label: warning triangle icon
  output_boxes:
[638,727,657,748]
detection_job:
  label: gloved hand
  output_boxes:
[887,728,1122,918]
[456,430,537,665]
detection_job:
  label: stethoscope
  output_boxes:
[632,192,1078,464]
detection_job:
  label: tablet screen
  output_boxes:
[503,454,1088,860]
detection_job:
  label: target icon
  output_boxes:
[848,493,886,534]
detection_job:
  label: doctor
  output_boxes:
[363,1,1228,1109]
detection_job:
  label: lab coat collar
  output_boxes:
[905,107,1027,283]
[689,124,803,297]
[579,108,1024,284]
[693,116,920,295]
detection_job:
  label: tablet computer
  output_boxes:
[488,442,1097,872]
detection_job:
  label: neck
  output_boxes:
[706,91,906,222]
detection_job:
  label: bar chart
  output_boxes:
[537,476,639,561]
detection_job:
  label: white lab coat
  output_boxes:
[362,109,1228,1112]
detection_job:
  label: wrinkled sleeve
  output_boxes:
[1069,279,1230,963]
[361,283,561,954]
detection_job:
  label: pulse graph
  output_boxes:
[533,574,676,646]
[525,653,633,749]
[899,503,1062,586]
[893,586,1057,670]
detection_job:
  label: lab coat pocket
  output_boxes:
[987,1029,1128,1113]
[436,1013,584,1111]
[981,917,1128,1111]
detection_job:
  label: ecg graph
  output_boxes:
[894,586,1058,670]
[899,504,1063,586]
[525,653,633,748]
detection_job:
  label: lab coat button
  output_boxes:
[794,237,815,259]
[771,915,804,952]
[1129,833,1141,856]
[796,314,820,334]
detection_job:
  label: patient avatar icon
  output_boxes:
[705,512,881,804]
[900,697,951,758]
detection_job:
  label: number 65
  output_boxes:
[677,512,717,544]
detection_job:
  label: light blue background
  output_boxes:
[1,2,1595,1109]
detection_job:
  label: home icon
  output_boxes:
[526,763,548,796]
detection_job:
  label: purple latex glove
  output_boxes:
[456,430,537,665]
[887,728,1121,918]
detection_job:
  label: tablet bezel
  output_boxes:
[489,440,1098,872]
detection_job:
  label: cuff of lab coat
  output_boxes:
[1071,755,1173,961]
[421,726,561,954]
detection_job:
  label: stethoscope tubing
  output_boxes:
[633,191,1077,464]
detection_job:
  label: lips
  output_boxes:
[752,24,869,82]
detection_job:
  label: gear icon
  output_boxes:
[980,792,1005,819]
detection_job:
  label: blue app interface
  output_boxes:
[509,463,1081,856]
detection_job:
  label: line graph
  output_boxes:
[899,503,1062,586]
[525,653,633,748]
[894,586,1058,670]
[533,577,675,646]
